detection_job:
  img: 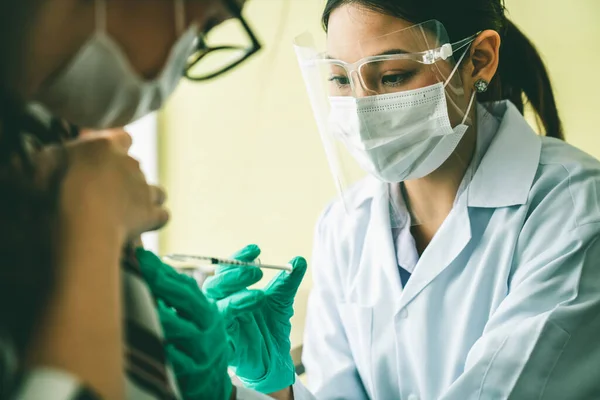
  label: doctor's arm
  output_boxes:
[439,223,600,400]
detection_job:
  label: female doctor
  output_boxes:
[144,0,600,399]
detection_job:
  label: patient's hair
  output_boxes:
[0,0,72,359]
[322,0,564,140]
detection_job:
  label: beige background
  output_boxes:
[158,0,600,345]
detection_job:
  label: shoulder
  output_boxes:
[528,136,600,229]
[510,139,600,331]
[539,136,600,172]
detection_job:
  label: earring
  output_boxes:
[474,79,489,93]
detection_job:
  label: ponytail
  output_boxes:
[483,18,564,140]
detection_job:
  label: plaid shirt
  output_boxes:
[121,248,180,399]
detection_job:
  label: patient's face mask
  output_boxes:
[36,0,198,129]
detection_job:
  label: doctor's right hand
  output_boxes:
[203,245,307,395]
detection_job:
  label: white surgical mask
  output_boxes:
[36,0,198,129]
[328,51,476,183]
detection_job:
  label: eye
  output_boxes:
[328,75,351,87]
[381,71,415,87]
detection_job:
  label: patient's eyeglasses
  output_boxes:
[185,0,262,81]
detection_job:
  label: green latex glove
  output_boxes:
[202,245,307,394]
[136,248,266,400]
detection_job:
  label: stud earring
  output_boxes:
[474,79,489,93]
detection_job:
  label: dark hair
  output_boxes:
[0,108,72,365]
[0,0,72,365]
[322,0,564,140]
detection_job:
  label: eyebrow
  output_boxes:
[373,48,409,57]
[325,48,409,60]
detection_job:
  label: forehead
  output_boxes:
[326,4,434,63]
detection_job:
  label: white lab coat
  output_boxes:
[289,101,600,400]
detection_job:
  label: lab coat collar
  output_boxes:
[348,176,386,210]
[467,101,542,208]
[395,196,472,312]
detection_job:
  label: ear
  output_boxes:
[467,29,501,87]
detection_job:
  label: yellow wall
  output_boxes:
[159,0,330,293]
[506,0,600,153]
[159,0,600,338]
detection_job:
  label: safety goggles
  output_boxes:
[306,34,477,97]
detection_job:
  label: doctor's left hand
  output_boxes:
[203,245,307,395]
[136,248,264,400]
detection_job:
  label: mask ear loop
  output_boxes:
[95,0,107,33]
[443,42,477,125]
[461,89,477,125]
[443,45,470,89]
[175,0,186,36]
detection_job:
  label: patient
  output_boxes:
[0,0,259,398]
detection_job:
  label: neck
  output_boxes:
[404,122,477,253]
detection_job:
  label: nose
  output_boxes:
[353,86,370,98]
[350,71,368,98]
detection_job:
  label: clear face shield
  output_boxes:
[294,20,478,227]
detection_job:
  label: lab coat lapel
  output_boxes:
[359,188,404,305]
[396,196,472,312]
